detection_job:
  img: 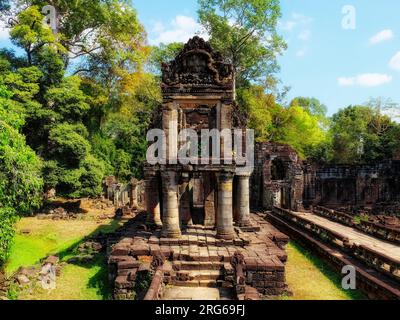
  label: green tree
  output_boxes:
[198,0,286,97]
[238,86,328,159]
[148,42,184,75]
[45,76,90,121]
[238,85,274,141]
[289,97,329,127]
[0,83,43,265]
[328,105,398,164]
[48,123,91,166]
[274,103,327,159]
[9,5,64,66]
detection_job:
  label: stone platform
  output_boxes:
[108,212,289,300]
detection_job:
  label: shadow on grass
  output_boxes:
[289,240,367,300]
[52,219,125,300]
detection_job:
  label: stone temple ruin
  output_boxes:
[107,37,400,301]
[108,37,289,300]
[144,35,253,238]
[252,142,400,219]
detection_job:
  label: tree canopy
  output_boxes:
[0,80,43,264]
[198,0,286,96]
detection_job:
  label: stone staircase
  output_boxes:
[109,213,289,299]
[170,261,233,288]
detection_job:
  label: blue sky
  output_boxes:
[1,0,400,115]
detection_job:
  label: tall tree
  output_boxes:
[1,0,155,187]
[328,105,399,164]
[290,97,328,123]
[238,86,328,159]
[148,42,184,75]
[0,79,43,265]
[198,0,286,98]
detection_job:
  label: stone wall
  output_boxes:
[251,142,304,212]
[103,176,146,210]
[305,161,400,215]
[251,142,400,216]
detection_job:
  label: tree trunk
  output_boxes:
[232,68,237,101]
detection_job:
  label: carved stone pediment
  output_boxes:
[162,36,233,91]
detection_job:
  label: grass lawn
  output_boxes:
[18,256,111,300]
[6,214,366,300]
[282,241,366,300]
[6,216,121,300]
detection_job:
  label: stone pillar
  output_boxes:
[216,172,235,240]
[291,164,304,212]
[145,171,162,228]
[179,173,192,226]
[129,178,138,209]
[236,172,252,227]
[204,173,216,227]
[162,171,181,238]
[162,102,178,165]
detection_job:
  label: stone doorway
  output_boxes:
[191,175,206,225]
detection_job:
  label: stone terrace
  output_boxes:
[108,213,289,300]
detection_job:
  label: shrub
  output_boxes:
[42,160,62,191]
[48,123,91,166]
[0,122,43,214]
[57,167,83,198]
[56,156,105,198]
[80,156,106,198]
[0,207,18,265]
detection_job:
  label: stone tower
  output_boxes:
[144,37,253,240]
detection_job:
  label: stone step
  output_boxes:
[172,280,219,288]
[176,270,224,281]
[173,254,229,263]
[173,261,225,271]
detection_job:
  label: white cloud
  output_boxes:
[0,20,10,40]
[338,73,393,87]
[296,48,308,57]
[149,15,208,45]
[290,13,313,26]
[298,29,311,41]
[280,20,296,31]
[369,29,394,45]
[389,51,400,71]
[279,13,313,32]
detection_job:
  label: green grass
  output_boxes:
[5,216,121,300]
[6,218,120,276]
[281,241,366,300]
[19,254,111,300]
[7,215,367,300]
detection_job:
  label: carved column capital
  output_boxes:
[216,172,235,183]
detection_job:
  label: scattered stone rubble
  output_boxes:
[36,207,84,220]
[8,255,62,295]
[35,198,115,221]
[0,271,8,300]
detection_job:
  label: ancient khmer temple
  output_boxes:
[144,36,253,239]
[107,37,399,301]
[108,37,290,300]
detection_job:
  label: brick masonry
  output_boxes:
[108,212,289,300]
